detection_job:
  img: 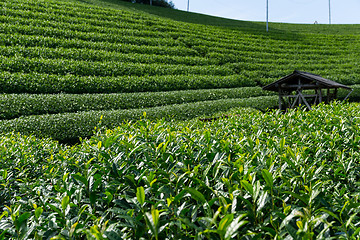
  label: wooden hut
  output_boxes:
[262,70,353,111]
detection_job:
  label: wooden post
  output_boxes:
[344,89,353,101]
[298,78,302,107]
[278,89,282,110]
[327,88,330,103]
[314,89,318,104]
[318,89,322,103]
[334,88,338,99]
[291,94,300,108]
[299,92,312,110]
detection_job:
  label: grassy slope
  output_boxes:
[75,0,360,34]
[0,0,359,141]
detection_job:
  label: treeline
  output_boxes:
[121,0,175,8]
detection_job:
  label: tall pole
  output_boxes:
[328,0,331,24]
[187,0,190,12]
[266,0,269,31]
[150,0,152,6]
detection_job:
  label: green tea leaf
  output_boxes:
[346,213,357,228]
[174,189,187,203]
[186,187,206,203]
[103,191,113,205]
[48,204,62,216]
[17,212,31,225]
[90,192,97,205]
[261,169,273,188]
[72,174,88,187]
[241,180,254,196]
[91,178,102,192]
[61,196,70,212]
[144,207,159,240]
[224,214,248,240]
[0,230,8,240]
[69,222,78,237]
[35,207,43,219]
[218,214,234,232]
[283,191,308,205]
[279,137,285,151]
[136,186,145,206]
[151,207,159,228]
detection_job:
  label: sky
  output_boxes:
[169,0,360,24]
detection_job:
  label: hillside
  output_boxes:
[1,0,360,239]
[75,0,360,35]
[0,0,359,142]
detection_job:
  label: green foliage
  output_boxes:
[0,72,255,94]
[1,0,359,93]
[1,0,360,145]
[0,87,273,119]
[0,96,277,141]
[1,0,360,238]
[1,102,360,239]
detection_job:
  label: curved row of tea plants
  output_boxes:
[1,45,358,68]
[3,55,356,86]
[1,84,358,121]
[0,96,277,142]
[1,102,360,239]
[0,71,256,94]
[0,87,274,120]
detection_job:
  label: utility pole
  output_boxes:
[328,0,331,24]
[266,0,269,31]
[150,0,152,6]
[187,0,190,12]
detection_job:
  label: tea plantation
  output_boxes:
[1,0,360,238]
[2,103,360,239]
[1,0,360,142]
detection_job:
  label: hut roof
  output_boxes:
[262,70,352,92]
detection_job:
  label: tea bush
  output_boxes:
[1,102,360,239]
[0,87,274,119]
[1,0,359,144]
[0,72,257,94]
[1,0,360,237]
[0,96,277,141]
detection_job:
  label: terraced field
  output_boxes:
[1,0,360,239]
[0,0,360,142]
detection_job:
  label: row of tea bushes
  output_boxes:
[0,87,274,119]
[0,56,233,77]
[0,33,199,56]
[0,72,256,94]
[2,45,358,67]
[1,23,180,47]
[0,46,215,66]
[0,96,277,142]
